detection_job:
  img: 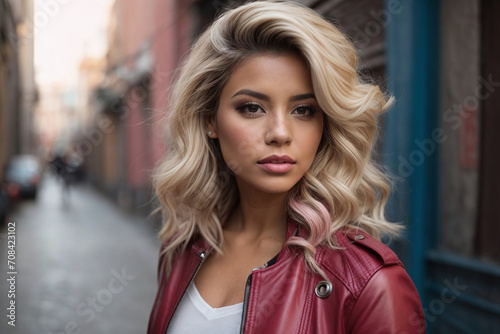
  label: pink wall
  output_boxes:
[106,0,197,190]
[125,86,149,188]
[116,0,155,61]
[150,0,197,167]
[150,0,175,168]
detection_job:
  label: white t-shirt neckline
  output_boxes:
[167,281,244,333]
[188,282,244,321]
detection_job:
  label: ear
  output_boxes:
[205,116,218,138]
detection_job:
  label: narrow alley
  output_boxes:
[0,173,160,333]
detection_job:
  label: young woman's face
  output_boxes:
[210,52,324,195]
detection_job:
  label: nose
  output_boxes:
[264,110,292,145]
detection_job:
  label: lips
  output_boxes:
[257,155,295,173]
[257,155,295,164]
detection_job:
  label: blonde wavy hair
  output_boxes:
[153,0,402,280]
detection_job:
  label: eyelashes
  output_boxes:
[294,104,320,116]
[233,102,262,115]
[233,101,320,118]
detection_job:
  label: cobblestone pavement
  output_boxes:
[0,174,160,333]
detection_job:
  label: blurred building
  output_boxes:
[35,83,70,154]
[88,0,196,216]
[77,57,106,132]
[0,0,37,171]
[17,0,37,154]
[33,0,111,163]
[0,0,20,173]
[84,0,498,332]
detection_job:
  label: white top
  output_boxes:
[167,281,244,334]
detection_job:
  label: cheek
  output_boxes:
[217,118,260,166]
[299,123,323,157]
[312,119,324,150]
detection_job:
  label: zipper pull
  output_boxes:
[252,262,268,272]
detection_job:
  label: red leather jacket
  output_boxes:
[148,220,426,333]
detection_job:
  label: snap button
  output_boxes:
[315,281,332,298]
[355,234,365,240]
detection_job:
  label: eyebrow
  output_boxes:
[231,89,316,102]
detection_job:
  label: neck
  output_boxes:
[226,187,288,243]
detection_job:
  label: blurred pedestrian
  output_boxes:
[49,147,82,206]
[50,151,67,179]
[148,2,425,333]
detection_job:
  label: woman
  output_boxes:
[148,1,425,333]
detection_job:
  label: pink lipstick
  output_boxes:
[257,155,295,173]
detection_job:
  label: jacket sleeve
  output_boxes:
[346,264,427,334]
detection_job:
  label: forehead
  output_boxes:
[221,52,313,96]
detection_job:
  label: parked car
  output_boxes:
[5,155,42,199]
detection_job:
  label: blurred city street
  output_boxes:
[0,173,159,333]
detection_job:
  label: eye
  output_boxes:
[234,102,265,117]
[292,104,318,118]
[246,104,261,113]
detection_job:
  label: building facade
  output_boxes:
[0,0,36,173]
[89,0,197,217]
[0,0,22,173]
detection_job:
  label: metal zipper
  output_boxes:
[239,262,269,334]
[165,251,207,333]
[239,273,252,334]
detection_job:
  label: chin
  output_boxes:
[251,180,299,196]
[260,188,293,195]
[235,174,303,196]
